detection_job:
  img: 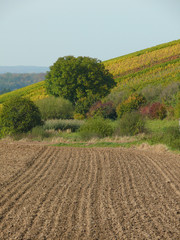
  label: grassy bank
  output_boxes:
[2,118,179,152]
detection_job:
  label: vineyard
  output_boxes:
[0,81,48,105]
[113,58,180,92]
[104,39,180,77]
[0,39,179,107]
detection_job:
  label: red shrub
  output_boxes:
[87,101,117,119]
[139,105,151,117]
[149,102,167,120]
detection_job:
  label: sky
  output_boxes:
[0,0,180,67]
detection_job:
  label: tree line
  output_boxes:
[0,73,46,94]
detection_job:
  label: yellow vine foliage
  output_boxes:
[104,42,180,77]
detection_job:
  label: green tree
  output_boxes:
[45,56,116,104]
[0,96,42,137]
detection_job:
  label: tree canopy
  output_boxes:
[45,56,116,104]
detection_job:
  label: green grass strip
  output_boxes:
[52,140,142,148]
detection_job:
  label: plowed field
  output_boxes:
[0,142,180,240]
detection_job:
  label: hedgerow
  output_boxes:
[36,96,74,120]
[79,117,113,140]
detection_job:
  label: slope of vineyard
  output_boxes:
[112,58,180,93]
[104,39,180,77]
[0,81,48,105]
[0,39,179,106]
[104,39,180,93]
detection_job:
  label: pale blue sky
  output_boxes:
[1,0,180,66]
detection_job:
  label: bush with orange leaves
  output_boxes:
[116,93,146,118]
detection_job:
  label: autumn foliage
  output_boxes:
[116,93,146,118]
[87,101,117,119]
[148,103,167,120]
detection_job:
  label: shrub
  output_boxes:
[73,113,85,120]
[163,127,180,150]
[166,106,175,119]
[44,119,84,132]
[139,105,151,118]
[79,117,113,140]
[140,85,162,103]
[74,94,99,117]
[36,96,74,120]
[30,126,51,140]
[0,96,42,137]
[104,90,129,107]
[115,111,146,136]
[149,102,167,120]
[175,104,180,119]
[116,93,146,118]
[174,99,180,119]
[87,101,117,119]
[149,126,180,151]
[160,82,180,106]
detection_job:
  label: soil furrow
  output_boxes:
[69,149,93,239]
[147,155,180,196]
[88,149,119,240]
[18,148,73,240]
[85,149,106,240]
[0,148,60,239]
[103,150,124,239]
[45,148,85,240]
[118,152,151,239]
[124,153,165,239]
[73,148,100,240]
[125,151,180,239]
[0,146,51,203]
[140,150,180,184]
[52,148,88,239]
[0,147,56,215]
[29,148,75,239]
[110,150,130,240]
[0,146,46,190]
[0,143,179,240]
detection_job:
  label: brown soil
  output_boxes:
[0,141,179,240]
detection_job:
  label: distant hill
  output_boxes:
[0,66,49,74]
[0,39,179,106]
[0,73,46,93]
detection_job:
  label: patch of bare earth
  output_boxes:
[0,142,179,240]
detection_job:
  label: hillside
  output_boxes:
[0,81,48,105]
[0,73,46,94]
[104,39,180,95]
[0,39,179,106]
[104,39,180,77]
